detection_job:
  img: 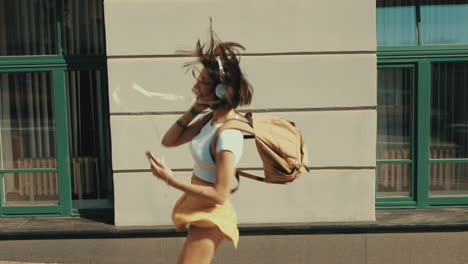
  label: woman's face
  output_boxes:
[193,68,215,100]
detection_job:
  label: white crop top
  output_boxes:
[190,114,245,183]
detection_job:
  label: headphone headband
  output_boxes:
[216,57,225,76]
[215,57,228,101]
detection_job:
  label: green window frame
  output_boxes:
[0,1,112,217]
[377,1,468,209]
[377,57,468,209]
[376,64,416,207]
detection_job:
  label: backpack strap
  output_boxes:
[236,170,266,182]
[209,117,255,162]
[229,170,266,193]
[209,113,267,193]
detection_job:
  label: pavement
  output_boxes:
[0,208,468,240]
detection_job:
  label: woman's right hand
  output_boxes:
[193,99,209,113]
[194,94,219,112]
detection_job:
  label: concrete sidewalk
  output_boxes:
[1,208,468,263]
[0,231,468,264]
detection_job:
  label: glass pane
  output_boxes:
[66,70,111,200]
[376,0,418,46]
[377,67,413,160]
[2,172,59,206]
[0,0,58,56]
[377,163,412,197]
[430,163,468,196]
[431,62,468,159]
[421,0,468,45]
[61,0,106,56]
[0,72,57,170]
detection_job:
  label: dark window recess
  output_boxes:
[66,70,112,200]
[0,0,58,56]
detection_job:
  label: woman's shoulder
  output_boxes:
[219,128,243,138]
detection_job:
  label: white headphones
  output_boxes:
[215,57,228,100]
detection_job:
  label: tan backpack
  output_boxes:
[206,112,310,190]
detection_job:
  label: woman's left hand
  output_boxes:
[146,152,174,184]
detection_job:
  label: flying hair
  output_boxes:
[180,18,253,109]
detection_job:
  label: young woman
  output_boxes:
[146,30,253,264]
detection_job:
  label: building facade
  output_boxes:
[105,0,377,226]
[0,0,467,226]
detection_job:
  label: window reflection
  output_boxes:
[0,0,58,56]
[0,0,105,56]
[0,72,57,170]
[431,62,468,159]
[377,67,413,160]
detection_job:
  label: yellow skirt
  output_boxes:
[171,176,239,248]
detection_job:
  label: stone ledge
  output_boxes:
[0,208,467,240]
[0,261,73,264]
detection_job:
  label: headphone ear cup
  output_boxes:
[215,83,228,99]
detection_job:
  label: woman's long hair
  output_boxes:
[181,19,253,109]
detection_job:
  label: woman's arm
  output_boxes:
[147,151,235,205]
[161,103,207,147]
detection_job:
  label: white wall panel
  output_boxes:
[233,169,376,223]
[110,110,376,171]
[114,171,191,226]
[104,0,376,56]
[107,54,376,113]
[114,169,375,226]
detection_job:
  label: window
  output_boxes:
[377,0,468,46]
[420,1,468,45]
[0,0,111,216]
[377,0,417,46]
[377,66,414,198]
[430,62,468,197]
[377,0,468,208]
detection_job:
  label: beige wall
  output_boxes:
[104,1,375,56]
[104,0,377,226]
[108,55,376,113]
